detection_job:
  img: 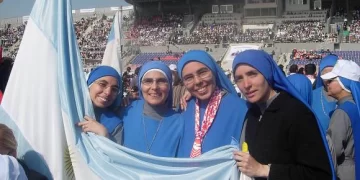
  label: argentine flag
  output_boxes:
[0,0,98,179]
[102,11,123,74]
[0,0,241,179]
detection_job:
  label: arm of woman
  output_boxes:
[269,108,333,180]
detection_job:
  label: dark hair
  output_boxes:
[305,64,316,75]
[135,66,141,76]
[297,67,304,74]
[0,57,14,92]
[131,86,139,92]
[289,64,298,73]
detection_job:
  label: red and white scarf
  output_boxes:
[190,88,222,158]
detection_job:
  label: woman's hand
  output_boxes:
[180,90,192,111]
[233,151,269,178]
[78,116,108,137]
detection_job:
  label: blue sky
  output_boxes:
[0,0,129,19]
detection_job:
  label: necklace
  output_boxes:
[320,90,329,118]
[142,116,164,154]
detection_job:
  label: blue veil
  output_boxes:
[287,74,313,105]
[232,49,336,180]
[138,61,173,108]
[337,76,360,179]
[177,50,237,95]
[315,54,338,88]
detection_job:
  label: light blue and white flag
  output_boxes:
[102,11,123,74]
[0,0,98,179]
[0,0,241,179]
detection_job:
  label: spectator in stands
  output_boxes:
[0,123,47,179]
[312,54,338,132]
[321,60,360,180]
[232,49,334,180]
[305,64,317,85]
[289,64,298,76]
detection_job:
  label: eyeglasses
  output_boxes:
[141,78,169,87]
[182,69,212,86]
[325,78,337,85]
[94,80,120,95]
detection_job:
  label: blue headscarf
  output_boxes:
[315,54,338,88]
[87,65,123,133]
[177,50,237,95]
[138,61,173,108]
[232,49,336,180]
[287,74,313,105]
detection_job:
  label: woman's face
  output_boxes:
[234,64,273,104]
[89,76,120,108]
[141,71,170,106]
[181,62,216,101]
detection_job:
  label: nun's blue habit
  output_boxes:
[311,54,338,131]
[287,74,312,105]
[176,50,248,158]
[87,66,123,138]
[122,61,183,157]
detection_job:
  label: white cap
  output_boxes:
[321,60,360,81]
[169,64,177,71]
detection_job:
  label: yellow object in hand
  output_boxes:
[242,142,248,152]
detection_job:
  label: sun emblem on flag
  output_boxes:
[64,145,76,180]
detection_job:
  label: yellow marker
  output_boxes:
[242,142,248,153]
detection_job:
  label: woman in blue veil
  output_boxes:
[232,50,336,180]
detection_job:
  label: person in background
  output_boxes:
[287,74,313,105]
[0,123,46,179]
[321,60,360,180]
[297,67,305,74]
[129,86,139,101]
[305,63,317,85]
[278,64,285,75]
[232,50,335,180]
[171,70,186,111]
[288,64,298,76]
[311,54,338,132]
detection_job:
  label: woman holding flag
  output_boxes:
[78,66,124,144]
[176,50,248,158]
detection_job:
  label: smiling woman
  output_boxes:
[77,66,124,144]
[121,61,184,157]
[176,50,248,158]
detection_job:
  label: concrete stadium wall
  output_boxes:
[340,43,360,51]
[273,43,334,52]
